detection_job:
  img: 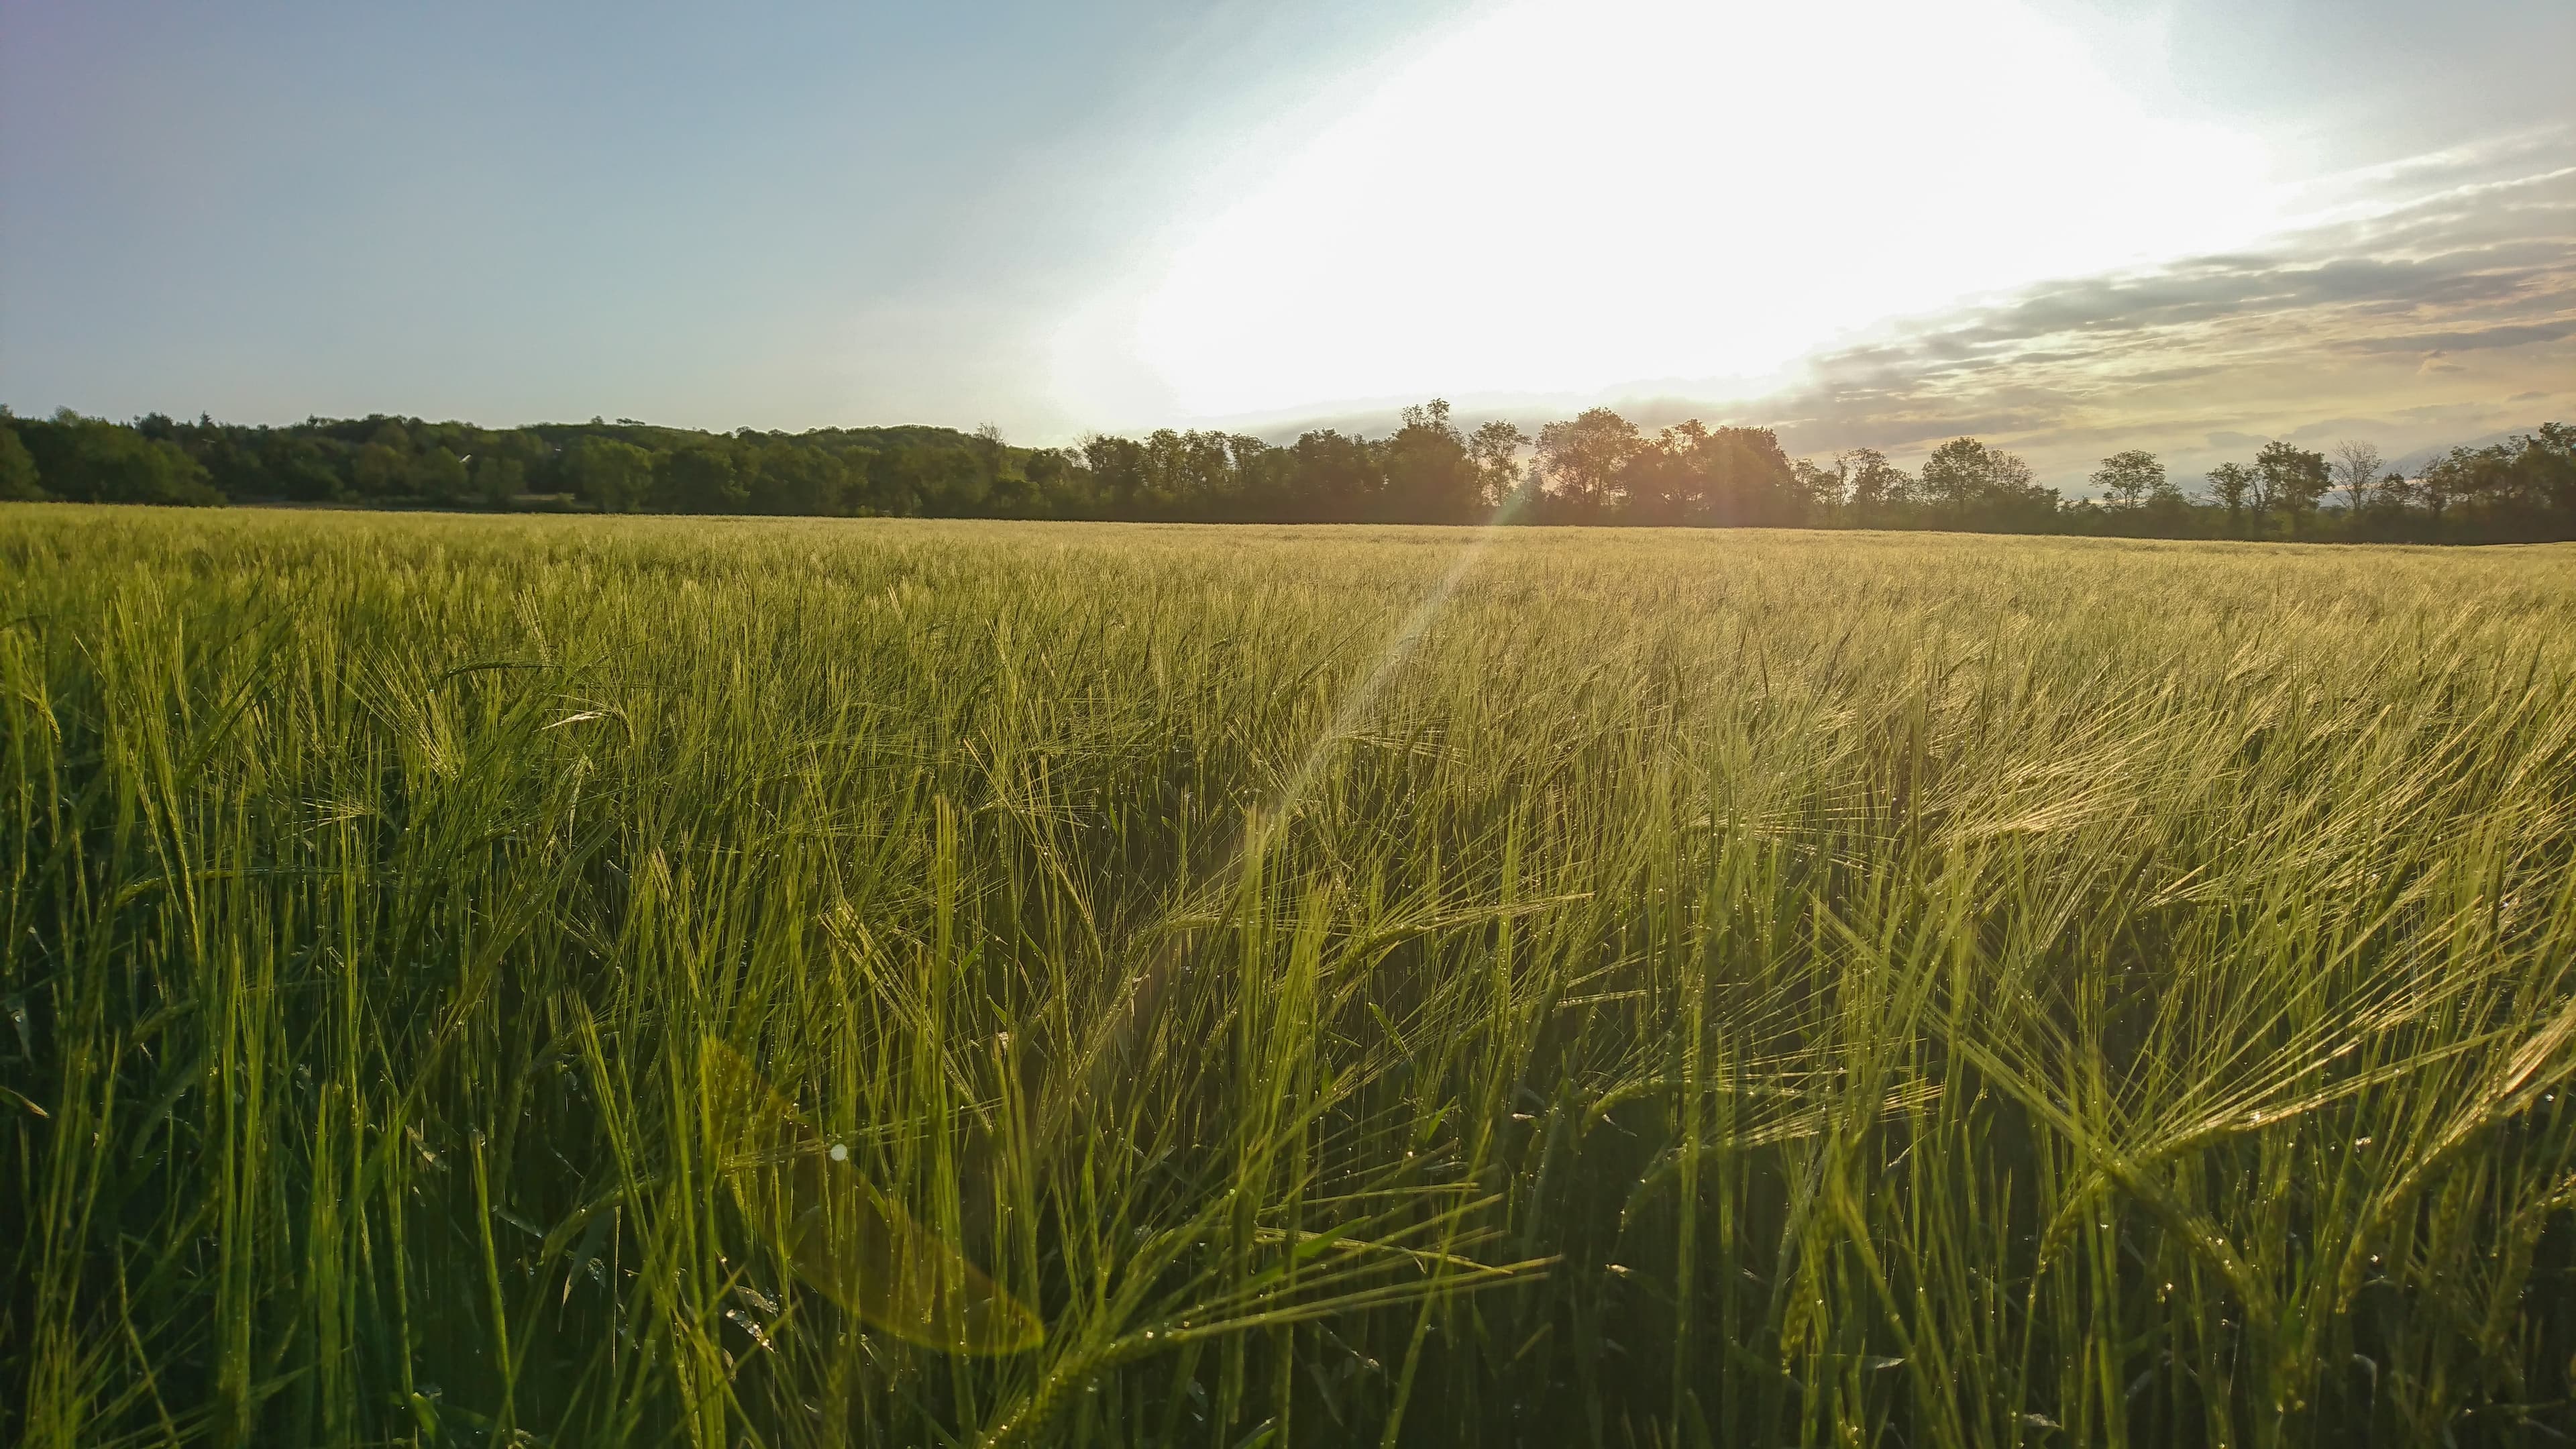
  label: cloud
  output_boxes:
[1211,133,2575,490]
[1694,137,2576,482]
[2355,321,2576,353]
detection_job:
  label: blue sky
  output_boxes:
[3,0,2569,481]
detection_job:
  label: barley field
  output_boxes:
[4,507,2575,1447]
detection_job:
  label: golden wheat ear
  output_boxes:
[701,1036,1044,1355]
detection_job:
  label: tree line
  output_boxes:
[3,402,2569,542]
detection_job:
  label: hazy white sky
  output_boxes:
[3,0,2569,481]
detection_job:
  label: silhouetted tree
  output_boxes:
[11,400,2569,545]
[1837,448,1913,523]
[2331,440,2383,515]
[1382,400,1484,523]
[1469,420,1529,512]
[1285,429,1379,522]
[1920,437,2047,525]
[1640,422,1800,526]
[2090,449,2164,510]
[1533,408,1642,520]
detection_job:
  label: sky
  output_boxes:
[3,0,2570,487]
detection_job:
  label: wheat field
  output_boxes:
[5,507,2575,1446]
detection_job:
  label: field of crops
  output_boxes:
[5,506,2575,1446]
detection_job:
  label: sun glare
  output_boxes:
[1107,0,2280,421]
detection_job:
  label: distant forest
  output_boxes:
[3,402,2571,543]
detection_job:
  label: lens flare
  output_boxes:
[704,1036,1043,1356]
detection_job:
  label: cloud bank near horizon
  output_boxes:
[1222,137,2573,491]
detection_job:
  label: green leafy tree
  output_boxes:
[1837,448,1913,519]
[2255,440,2330,533]
[1139,429,1238,515]
[972,425,1037,514]
[2521,423,2576,519]
[474,455,524,508]
[2418,450,2475,526]
[2206,462,2253,533]
[1919,437,2045,523]
[16,401,2568,541]
[745,441,849,515]
[282,449,346,502]
[411,447,471,505]
[225,433,345,502]
[0,419,44,500]
[564,438,654,512]
[2090,449,2164,509]
[2413,429,2576,536]
[881,442,989,516]
[655,443,747,513]
[15,413,221,505]
[1079,435,1147,515]
[1016,447,1080,517]
[837,445,894,514]
[352,443,409,498]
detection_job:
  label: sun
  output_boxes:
[1106,0,2279,421]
